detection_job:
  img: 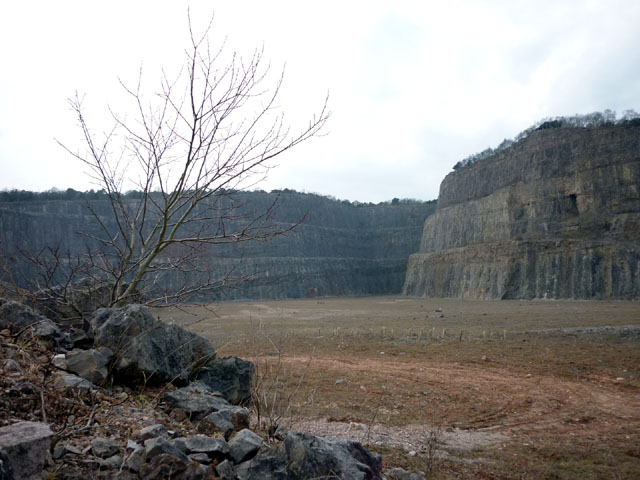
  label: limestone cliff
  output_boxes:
[404,123,640,299]
[0,192,435,300]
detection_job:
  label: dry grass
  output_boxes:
[156,296,640,479]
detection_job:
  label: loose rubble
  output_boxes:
[0,298,424,479]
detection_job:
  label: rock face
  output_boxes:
[0,192,435,301]
[404,124,640,299]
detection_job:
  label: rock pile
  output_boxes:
[0,298,421,479]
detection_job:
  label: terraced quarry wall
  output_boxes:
[404,124,640,299]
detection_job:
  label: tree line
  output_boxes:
[0,187,434,207]
[453,109,640,171]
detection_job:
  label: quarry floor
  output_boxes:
[157,296,640,479]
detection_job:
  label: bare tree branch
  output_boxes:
[46,13,330,309]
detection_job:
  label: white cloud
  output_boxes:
[1,0,639,202]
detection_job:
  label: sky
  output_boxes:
[1,1,639,203]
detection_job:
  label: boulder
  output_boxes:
[64,327,94,349]
[53,372,96,390]
[195,356,255,404]
[27,279,120,325]
[0,300,62,348]
[0,421,53,480]
[198,406,250,439]
[144,437,190,463]
[246,432,383,480]
[0,300,48,331]
[215,459,237,480]
[125,445,145,473]
[91,304,215,385]
[172,436,229,462]
[91,436,121,458]
[99,453,123,470]
[65,347,113,385]
[162,384,232,421]
[139,453,216,480]
[228,429,263,464]
[135,424,168,441]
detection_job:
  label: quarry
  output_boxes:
[1,119,639,478]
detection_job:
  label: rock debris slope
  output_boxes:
[404,123,640,299]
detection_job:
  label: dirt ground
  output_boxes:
[156,296,640,479]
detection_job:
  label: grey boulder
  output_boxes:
[172,436,229,462]
[0,421,53,480]
[139,453,216,479]
[91,436,121,458]
[91,304,215,385]
[0,301,62,348]
[65,347,113,385]
[229,429,263,464]
[198,406,250,439]
[163,383,232,421]
[144,437,190,462]
[246,432,383,480]
[215,459,237,480]
[195,356,254,404]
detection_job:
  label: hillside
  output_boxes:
[0,191,435,301]
[404,121,640,299]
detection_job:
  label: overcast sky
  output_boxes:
[1,1,639,202]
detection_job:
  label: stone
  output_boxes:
[125,445,145,473]
[215,459,237,480]
[53,372,96,390]
[64,443,84,455]
[172,435,229,462]
[65,347,113,385]
[135,424,168,441]
[52,444,65,459]
[65,327,94,349]
[197,411,234,438]
[0,301,62,348]
[144,437,189,462]
[385,467,426,480]
[195,356,255,404]
[91,436,121,458]
[246,432,383,480]
[27,279,121,325]
[52,353,67,369]
[234,460,251,480]
[91,304,216,385]
[139,453,216,479]
[198,406,250,439]
[163,385,232,421]
[99,453,123,470]
[274,425,288,441]
[0,421,53,480]
[188,453,211,464]
[228,429,263,464]
[2,359,20,372]
[127,439,140,450]
[0,300,49,331]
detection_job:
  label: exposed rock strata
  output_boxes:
[0,192,435,301]
[404,124,640,299]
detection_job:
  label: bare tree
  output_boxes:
[47,16,329,308]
